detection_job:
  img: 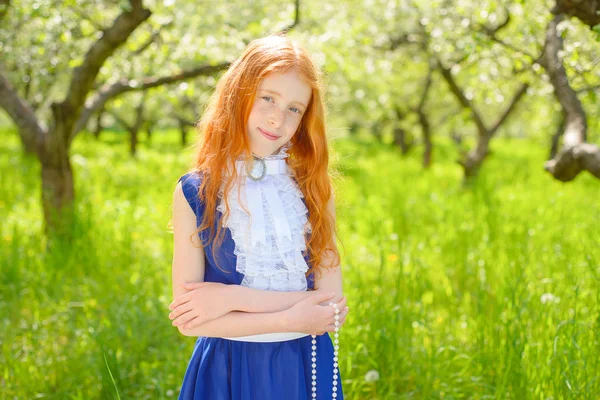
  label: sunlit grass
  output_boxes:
[1,128,599,399]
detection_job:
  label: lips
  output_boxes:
[258,127,280,141]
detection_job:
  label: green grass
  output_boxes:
[1,128,599,399]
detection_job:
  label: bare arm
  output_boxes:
[227,285,325,313]
[178,309,291,337]
[179,291,341,338]
[313,192,344,304]
[172,181,206,300]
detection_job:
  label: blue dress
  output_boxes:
[177,172,344,400]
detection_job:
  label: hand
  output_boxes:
[169,282,231,330]
[283,292,350,336]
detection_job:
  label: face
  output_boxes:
[246,70,312,158]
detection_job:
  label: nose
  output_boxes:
[269,108,284,128]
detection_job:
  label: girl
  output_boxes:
[169,34,348,400]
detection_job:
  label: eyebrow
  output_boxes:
[259,89,308,109]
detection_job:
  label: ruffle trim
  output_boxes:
[217,173,312,292]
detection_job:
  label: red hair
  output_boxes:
[193,34,340,280]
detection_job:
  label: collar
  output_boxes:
[233,143,292,180]
[234,159,288,180]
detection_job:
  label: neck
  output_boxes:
[252,148,282,159]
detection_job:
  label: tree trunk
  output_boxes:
[417,69,433,168]
[423,135,432,168]
[546,144,600,180]
[130,94,146,156]
[179,119,187,147]
[371,117,385,144]
[349,121,360,137]
[130,128,138,156]
[393,127,412,155]
[438,61,528,181]
[417,109,432,168]
[461,137,491,179]
[541,14,600,181]
[40,128,75,235]
[18,127,39,155]
[93,109,104,139]
[0,1,152,236]
[549,113,565,159]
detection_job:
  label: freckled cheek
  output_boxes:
[284,117,302,137]
[249,104,269,125]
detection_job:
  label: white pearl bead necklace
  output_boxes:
[310,302,340,399]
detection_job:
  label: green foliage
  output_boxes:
[1,1,598,143]
[1,127,599,398]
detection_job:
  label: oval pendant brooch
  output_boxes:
[246,155,267,181]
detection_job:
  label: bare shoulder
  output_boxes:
[173,181,184,201]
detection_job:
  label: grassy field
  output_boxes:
[1,128,599,399]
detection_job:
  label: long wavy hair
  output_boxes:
[192,34,340,281]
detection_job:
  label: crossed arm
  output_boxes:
[171,182,343,337]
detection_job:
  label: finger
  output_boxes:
[329,296,346,314]
[328,316,346,331]
[182,282,204,289]
[336,296,347,308]
[313,291,337,304]
[335,306,347,320]
[332,306,349,326]
[172,309,194,327]
[169,293,191,310]
[341,305,349,318]
[339,307,349,325]
[182,316,201,330]
[327,297,345,316]
[169,302,193,320]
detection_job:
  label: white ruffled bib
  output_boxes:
[216,146,312,291]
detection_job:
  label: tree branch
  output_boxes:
[60,0,151,143]
[576,84,600,93]
[489,35,541,65]
[132,20,172,56]
[552,0,600,27]
[106,93,147,133]
[417,67,433,111]
[74,61,229,133]
[278,0,300,34]
[174,114,196,127]
[478,9,511,36]
[488,83,529,135]
[70,5,106,31]
[389,33,426,50]
[540,14,587,148]
[0,69,46,154]
[471,10,543,68]
[437,61,488,136]
[106,107,133,133]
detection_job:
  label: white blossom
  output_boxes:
[364,369,380,382]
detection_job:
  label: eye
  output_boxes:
[289,107,302,114]
[262,96,275,103]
